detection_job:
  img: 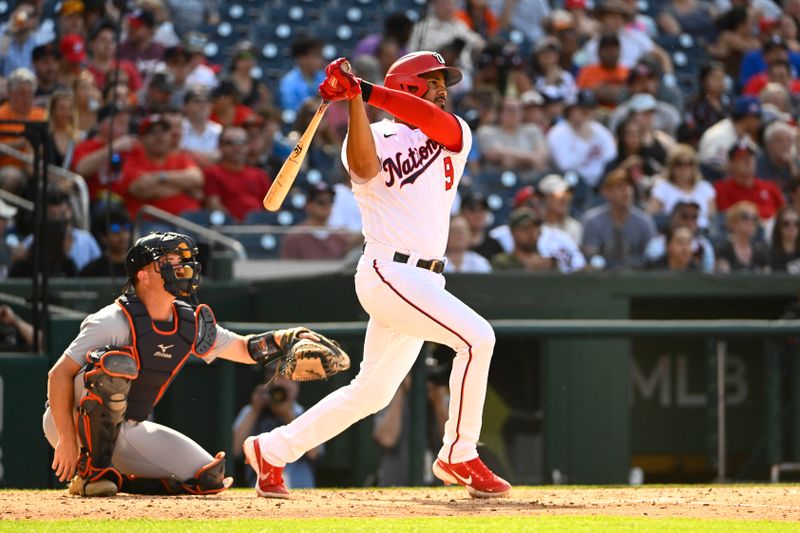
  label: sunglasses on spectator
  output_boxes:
[109,223,131,233]
[673,159,695,167]
[679,212,699,220]
[782,218,800,227]
[739,213,759,222]
[221,138,247,146]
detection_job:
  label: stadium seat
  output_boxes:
[180,209,235,228]
[230,231,283,259]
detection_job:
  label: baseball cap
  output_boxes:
[59,0,85,17]
[164,45,190,63]
[566,89,596,111]
[32,42,59,62]
[759,17,781,33]
[534,37,561,54]
[128,8,156,29]
[594,0,634,19]
[628,93,658,113]
[520,90,544,107]
[0,198,18,219]
[184,86,210,104]
[537,174,570,197]
[461,191,489,210]
[89,19,118,42]
[306,182,335,202]
[508,207,541,229]
[148,71,175,92]
[728,139,756,160]
[60,34,86,64]
[513,185,537,208]
[138,113,170,135]
[183,32,208,55]
[564,0,586,9]
[732,96,761,119]
[763,35,788,52]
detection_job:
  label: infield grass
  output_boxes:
[1,517,797,532]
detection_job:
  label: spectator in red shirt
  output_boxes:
[209,79,254,127]
[203,126,271,221]
[72,103,142,202]
[280,183,352,260]
[115,114,203,218]
[86,19,142,95]
[714,141,786,221]
[743,59,800,97]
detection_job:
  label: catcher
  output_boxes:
[42,231,349,497]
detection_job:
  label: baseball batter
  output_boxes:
[244,52,511,499]
[43,232,345,497]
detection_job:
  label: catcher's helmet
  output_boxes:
[384,51,463,96]
[125,232,201,302]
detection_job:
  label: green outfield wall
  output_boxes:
[1,273,798,488]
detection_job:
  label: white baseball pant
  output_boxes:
[257,244,496,467]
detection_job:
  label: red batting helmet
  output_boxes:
[384,51,463,96]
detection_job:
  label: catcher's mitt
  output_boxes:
[276,327,351,381]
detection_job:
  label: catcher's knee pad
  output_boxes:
[77,346,138,486]
[120,452,233,495]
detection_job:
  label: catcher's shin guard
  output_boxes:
[75,347,138,494]
[120,452,233,495]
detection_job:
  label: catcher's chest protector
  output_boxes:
[116,295,198,422]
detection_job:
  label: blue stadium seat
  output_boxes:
[230,232,283,259]
[180,209,235,228]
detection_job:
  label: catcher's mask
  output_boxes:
[124,232,201,303]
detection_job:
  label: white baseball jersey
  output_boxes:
[342,117,473,259]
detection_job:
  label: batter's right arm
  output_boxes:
[47,355,83,482]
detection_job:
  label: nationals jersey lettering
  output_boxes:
[342,117,472,258]
[382,139,443,188]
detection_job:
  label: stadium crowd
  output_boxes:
[1,0,800,275]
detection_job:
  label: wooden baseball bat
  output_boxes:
[262,62,351,212]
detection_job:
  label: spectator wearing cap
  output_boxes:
[119,8,165,79]
[546,90,617,191]
[575,0,671,73]
[714,200,769,273]
[580,168,656,270]
[0,3,50,77]
[444,215,492,273]
[115,114,203,218]
[203,127,271,221]
[229,41,272,109]
[476,95,548,174]
[183,32,218,90]
[538,174,583,244]
[576,34,629,108]
[57,0,85,38]
[531,36,577,105]
[137,0,180,48]
[79,205,131,277]
[135,70,174,117]
[58,34,87,88]
[656,0,716,46]
[563,0,600,41]
[180,87,221,165]
[622,93,676,162]
[648,144,715,230]
[607,63,682,138]
[491,207,586,273]
[455,0,499,39]
[680,62,731,146]
[519,90,550,133]
[714,141,785,222]
[408,0,484,74]
[20,188,101,272]
[739,33,800,89]
[708,7,761,83]
[459,191,504,261]
[210,79,255,128]
[757,121,800,194]
[72,102,142,203]
[32,42,66,107]
[698,96,762,176]
[0,68,47,172]
[86,19,142,95]
[645,200,715,272]
[45,89,79,169]
[279,37,327,112]
[280,184,353,260]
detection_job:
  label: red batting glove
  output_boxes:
[318,76,349,102]
[324,57,362,100]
